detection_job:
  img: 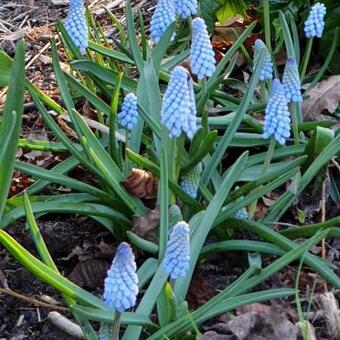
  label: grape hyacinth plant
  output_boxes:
[180,163,202,199]
[301,2,327,81]
[190,17,216,80]
[150,0,176,43]
[161,66,198,139]
[118,93,138,130]
[2,3,340,340]
[283,57,302,103]
[103,242,138,312]
[304,2,327,39]
[253,39,273,81]
[163,221,190,280]
[64,0,88,54]
[174,0,198,19]
[262,79,291,145]
[101,242,138,339]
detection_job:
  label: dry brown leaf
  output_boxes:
[69,259,110,289]
[132,207,160,242]
[303,76,340,120]
[228,304,297,340]
[123,168,158,199]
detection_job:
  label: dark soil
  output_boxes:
[0,216,111,339]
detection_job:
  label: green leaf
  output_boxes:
[175,151,249,301]
[23,192,58,271]
[0,40,25,219]
[304,126,334,169]
[216,0,252,23]
[15,161,113,204]
[70,305,156,327]
[71,60,137,92]
[0,202,130,232]
[0,230,105,308]
[201,48,266,184]
[0,50,13,87]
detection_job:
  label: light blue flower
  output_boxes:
[103,242,138,313]
[118,93,138,130]
[174,0,198,19]
[163,221,190,279]
[253,39,273,82]
[283,57,302,103]
[234,207,248,221]
[263,79,291,145]
[150,0,176,43]
[64,0,88,54]
[161,66,198,139]
[180,163,202,199]
[304,2,326,38]
[190,17,216,80]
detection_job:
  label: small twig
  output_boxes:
[48,311,84,339]
[0,287,67,311]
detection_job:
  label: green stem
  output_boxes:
[290,103,300,145]
[112,312,121,340]
[200,79,209,133]
[124,129,129,177]
[260,81,267,104]
[263,0,272,54]
[261,138,276,175]
[170,138,177,205]
[300,38,314,82]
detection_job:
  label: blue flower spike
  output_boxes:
[150,0,176,43]
[253,39,273,82]
[283,57,302,103]
[263,79,291,145]
[174,0,198,19]
[304,2,327,38]
[64,0,88,54]
[161,66,198,139]
[103,242,138,313]
[234,207,248,221]
[163,221,190,279]
[118,93,138,130]
[180,163,202,199]
[190,18,216,80]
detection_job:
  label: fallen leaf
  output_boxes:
[123,168,158,199]
[132,207,160,242]
[228,304,297,340]
[303,76,340,120]
[69,259,110,289]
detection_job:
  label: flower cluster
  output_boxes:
[118,93,138,130]
[253,39,273,81]
[103,242,138,313]
[234,207,248,221]
[150,0,176,43]
[64,0,88,54]
[282,57,302,103]
[263,79,291,145]
[161,66,198,139]
[190,18,216,80]
[163,221,190,279]
[180,163,202,199]
[174,0,198,19]
[304,2,327,38]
